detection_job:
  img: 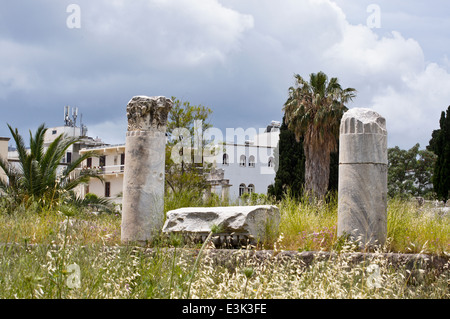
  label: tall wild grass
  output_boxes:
[276,192,449,255]
[0,191,448,298]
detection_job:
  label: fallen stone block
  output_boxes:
[162,205,280,246]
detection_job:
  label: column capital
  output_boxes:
[126,96,173,132]
[339,108,387,164]
[340,108,387,135]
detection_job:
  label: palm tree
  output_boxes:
[0,123,105,210]
[283,71,356,199]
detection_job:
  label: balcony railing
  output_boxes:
[79,165,125,176]
[80,143,126,151]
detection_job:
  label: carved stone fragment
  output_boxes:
[126,96,172,131]
[162,205,280,246]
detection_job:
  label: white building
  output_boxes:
[5,106,107,182]
[77,144,125,205]
[42,125,106,166]
[42,106,106,166]
[212,121,280,199]
[75,121,280,204]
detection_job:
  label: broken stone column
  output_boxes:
[162,205,280,247]
[337,108,388,247]
[121,96,173,244]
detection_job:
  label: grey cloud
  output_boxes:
[1,0,449,151]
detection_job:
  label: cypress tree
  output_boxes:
[427,105,450,203]
[268,115,340,200]
[268,115,305,200]
[328,150,339,192]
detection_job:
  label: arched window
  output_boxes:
[248,184,255,194]
[222,153,229,165]
[248,155,255,167]
[239,183,246,197]
[268,157,274,167]
[240,155,246,167]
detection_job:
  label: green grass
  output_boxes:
[0,238,448,299]
[276,193,449,255]
[386,198,449,254]
[0,193,448,299]
[277,192,339,251]
[0,207,121,247]
[1,193,448,254]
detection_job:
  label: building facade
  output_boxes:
[212,121,280,199]
[77,144,126,206]
[75,121,280,205]
[4,107,108,193]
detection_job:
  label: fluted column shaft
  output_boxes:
[337,108,388,247]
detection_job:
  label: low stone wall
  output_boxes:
[198,249,448,274]
[134,247,449,275]
[3,243,448,275]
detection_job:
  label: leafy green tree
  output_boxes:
[388,144,420,198]
[415,149,437,197]
[0,124,102,211]
[427,106,450,203]
[283,71,356,199]
[387,143,436,198]
[165,97,214,197]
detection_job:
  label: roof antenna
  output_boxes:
[64,105,71,126]
[72,107,78,127]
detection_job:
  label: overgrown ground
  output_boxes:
[0,193,448,298]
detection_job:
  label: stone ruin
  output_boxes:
[120,96,387,249]
[162,205,280,247]
[120,95,280,246]
[337,108,388,247]
[121,96,173,244]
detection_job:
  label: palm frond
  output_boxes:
[63,150,99,178]
[66,193,116,214]
[7,124,33,184]
[283,71,357,148]
[4,123,104,209]
[29,124,47,163]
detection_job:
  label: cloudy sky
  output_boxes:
[1,0,449,150]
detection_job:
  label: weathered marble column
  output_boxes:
[337,108,388,247]
[121,96,173,244]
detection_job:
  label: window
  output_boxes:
[52,130,57,135]
[99,155,106,167]
[87,157,92,168]
[105,182,111,197]
[239,184,246,197]
[248,184,255,194]
[268,157,274,167]
[66,152,72,164]
[248,155,255,167]
[99,155,106,173]
[240,155,246,167]
[222,153,229,165]
[120,153,125,172]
